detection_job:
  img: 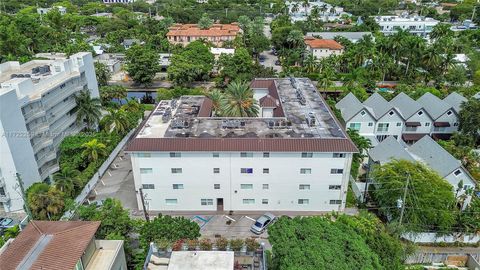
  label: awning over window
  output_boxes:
[432,133,452,140]
[402,133,428,142]
[405,122,421,127]
[434,122,450,127]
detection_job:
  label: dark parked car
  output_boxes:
[250,213,276,234]
[275,60,281,66]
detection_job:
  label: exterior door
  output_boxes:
[216,198,224,211]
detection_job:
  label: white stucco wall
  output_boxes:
[131,151,353,212]
[374,109,404,140]
[434,110,459,134]
[404,109,433,134]
[346,110,376,135]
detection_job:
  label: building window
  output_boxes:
[360,110,366,116]
[213,168,220,174]
[263,168,270,174]
[169,152,181,158]
[201,199,213,206]
[349,123,361,131]
[240,152,253,157]
[298,199,309,205]
[301,152,313,158]
[396,122,402,127]
[241,184,253,189]
[173,184,184,189]
[241,168,253,174]
[137,153,151,158]
[212,152,220,158]
[425,122,430,126]
[299,184,310,190]
[454,169,462,176]
[434,127,445,132]
[300,168,312,174]
[417,111,423,116]
[453,122,459,127]
[263,152,270,158]
[214,184,220,189]
[243,199,255,204]
[368,122,373,127]
[377,123,389,132]
[330,169,344,174]
[140,168,153,174]
[329,200,342,205]
[263,184,269,190]
[171,168,183,174]
[142,184,155,189]
[262,199,269,205]
[165,199,178,205]
[333,153,345,158]
[389,111,395,116]
[329,185,341,190]
[446,110,452,116]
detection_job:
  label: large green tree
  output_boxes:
[217,47,255,85]
[221,81,259,117]
[26,183,65,220]
[168,41,214,86]
[125,45,160,86]
[94,62,111,87]
[371,160,457,232]
[458,98,480,144]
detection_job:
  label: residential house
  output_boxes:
[304,37,344,59]
[166,23,241,47]
[122,39,142,50]
[37,6,67,15]
[125,78,357,212]
[369,136,476,198]
[306,32,373,43]
[373,15,439,37]
[336,92,466,145]
[286,0,352,22]
[0,52,99,213]
[0,221,127,270]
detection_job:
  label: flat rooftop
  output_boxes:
[167,251,234,270]
[85,240,123,270]
[0,60,56,85]
[127,78,357,152]
[138,78,346,140]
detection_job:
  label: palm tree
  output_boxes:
[75,90,102,130]
[207,89,226,116]
[318,67,335,91]
[102,109,130,134]
[303,54,318,74]
[221,81,259,117]
[52,167,81,197]
[311,6,320,20]
[123,99,142,113]
[81,139,107,162]
[286,29,304,49]
[28,186,65,220]
[291,3,300,14]
[301,0,310,15]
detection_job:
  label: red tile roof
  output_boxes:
[259,95,278,108]
[126,138,358,152]
[167,23,241,37]
[250,79,285,117]
[304,37,344,50]
[0,221,100,270]
[198,97,213,117]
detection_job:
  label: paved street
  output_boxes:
[260,23,282,73]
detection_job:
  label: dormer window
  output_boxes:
[454,169,462,176]
[446,110,452,116]
[360,110,366,116]
[388,111,394,116]
[417,111,423,116]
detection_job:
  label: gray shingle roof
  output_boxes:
[416,92,451,120]
[369,136,414,164]
[443,92,467,114]
[390,92,422,119]
[407,136,461,177]
[363,93,392,119]
[335,92,363,121]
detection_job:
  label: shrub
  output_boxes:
[155,239,170,251]
[199,238,212,250]
[187,238,199,250]
[245,238,259,252]
[172,239,184,251]
[229,239,244,251]
[215,237,228,251]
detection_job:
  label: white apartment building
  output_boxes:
[0,52,99,212]
[286,0,351,22]
[335,92,466,145]
[126,78,357,212]
[374,15,439,37]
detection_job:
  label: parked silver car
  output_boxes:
[250,213,276,234]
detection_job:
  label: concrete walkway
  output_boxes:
[91,153,138,210]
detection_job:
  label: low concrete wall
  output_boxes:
[402,232,480,244]
[61,128,136,220]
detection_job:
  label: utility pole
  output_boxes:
[16,173,33,220]
[399,174,410,226]
[138,188,150,222]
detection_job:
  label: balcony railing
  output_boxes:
[0,193,10,203]
[43,84,84,109]
[36,151,57,168]
[32,137,53,153]
[24,109,46,123]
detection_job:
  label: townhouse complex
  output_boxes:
[336,92,467,145]
[373,15,439,37]
[0,52,99,212]
[166,23,241,47]
[0,221,127,270]
[126,78,357,212]
[369,136,476,197]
